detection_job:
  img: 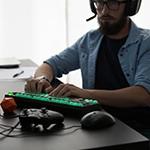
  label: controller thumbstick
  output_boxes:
[41,107,47,113]
[23,108,28,115]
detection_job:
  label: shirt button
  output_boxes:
[82,54,86,58]
[120,54,123,56]
[126,73,130,77]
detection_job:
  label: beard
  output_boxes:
[98,14,127,35]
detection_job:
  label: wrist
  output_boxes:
[36,76,51,83]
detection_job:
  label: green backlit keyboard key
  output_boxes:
[5,91,102,116]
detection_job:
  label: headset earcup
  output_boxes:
[126,0,142,16]
[90,0,97,15]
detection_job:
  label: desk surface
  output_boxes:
[0,113,149,150]
[0,59,149,150]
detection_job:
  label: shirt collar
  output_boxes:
[122,20,140,49]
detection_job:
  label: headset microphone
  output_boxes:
[86,14,97,21]
[86,0,97,21]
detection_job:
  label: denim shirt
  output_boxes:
[45,20,150,92]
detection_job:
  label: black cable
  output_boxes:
[63,125,81,130]
[0,113,20,119]
[0,121,20,138]
[0,123,21,129]
[49,125,81,136]
[6,121,20,135]
[0,111,82,138]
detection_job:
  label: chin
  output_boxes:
[101,19,114,24]
[98,16,127,35]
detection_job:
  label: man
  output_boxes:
[26,0,150,135]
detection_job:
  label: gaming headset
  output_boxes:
[87,0,142,21]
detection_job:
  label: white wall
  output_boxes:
[131,0,150,28]
[0,0,33,59]
[0,0,149,87]
[31,0,66,64]
[0,0,66,65]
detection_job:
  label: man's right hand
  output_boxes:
[25,76,53,93]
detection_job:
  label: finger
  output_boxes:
[36,80,45,93]
[25,80,31,92]
[36,79,50,93]
[29,80,38,92]
[62,85,81,97]
[24,83,28,92]
[53,84,74,97]
[49,84,65,96]
[25,80,36,92]
[45,86,54,93]
[56,85,70,97]
[63,91,72,97]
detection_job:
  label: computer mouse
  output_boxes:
[80,111,116,129]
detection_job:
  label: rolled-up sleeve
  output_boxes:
[134,44,150,93]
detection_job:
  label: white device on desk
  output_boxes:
[0,57,21,68]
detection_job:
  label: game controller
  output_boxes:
[19,108,64,131]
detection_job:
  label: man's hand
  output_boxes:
[25,77,53,93]
[49,83,89,98]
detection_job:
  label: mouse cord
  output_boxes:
[0,113,20,119]
[0,112,82,137]
[50,125,81,136]
[0,121,20,139]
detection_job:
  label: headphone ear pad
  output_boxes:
[89,0,97,15]
[126,0,142,16]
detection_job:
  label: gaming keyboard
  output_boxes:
[5,91,102,116]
